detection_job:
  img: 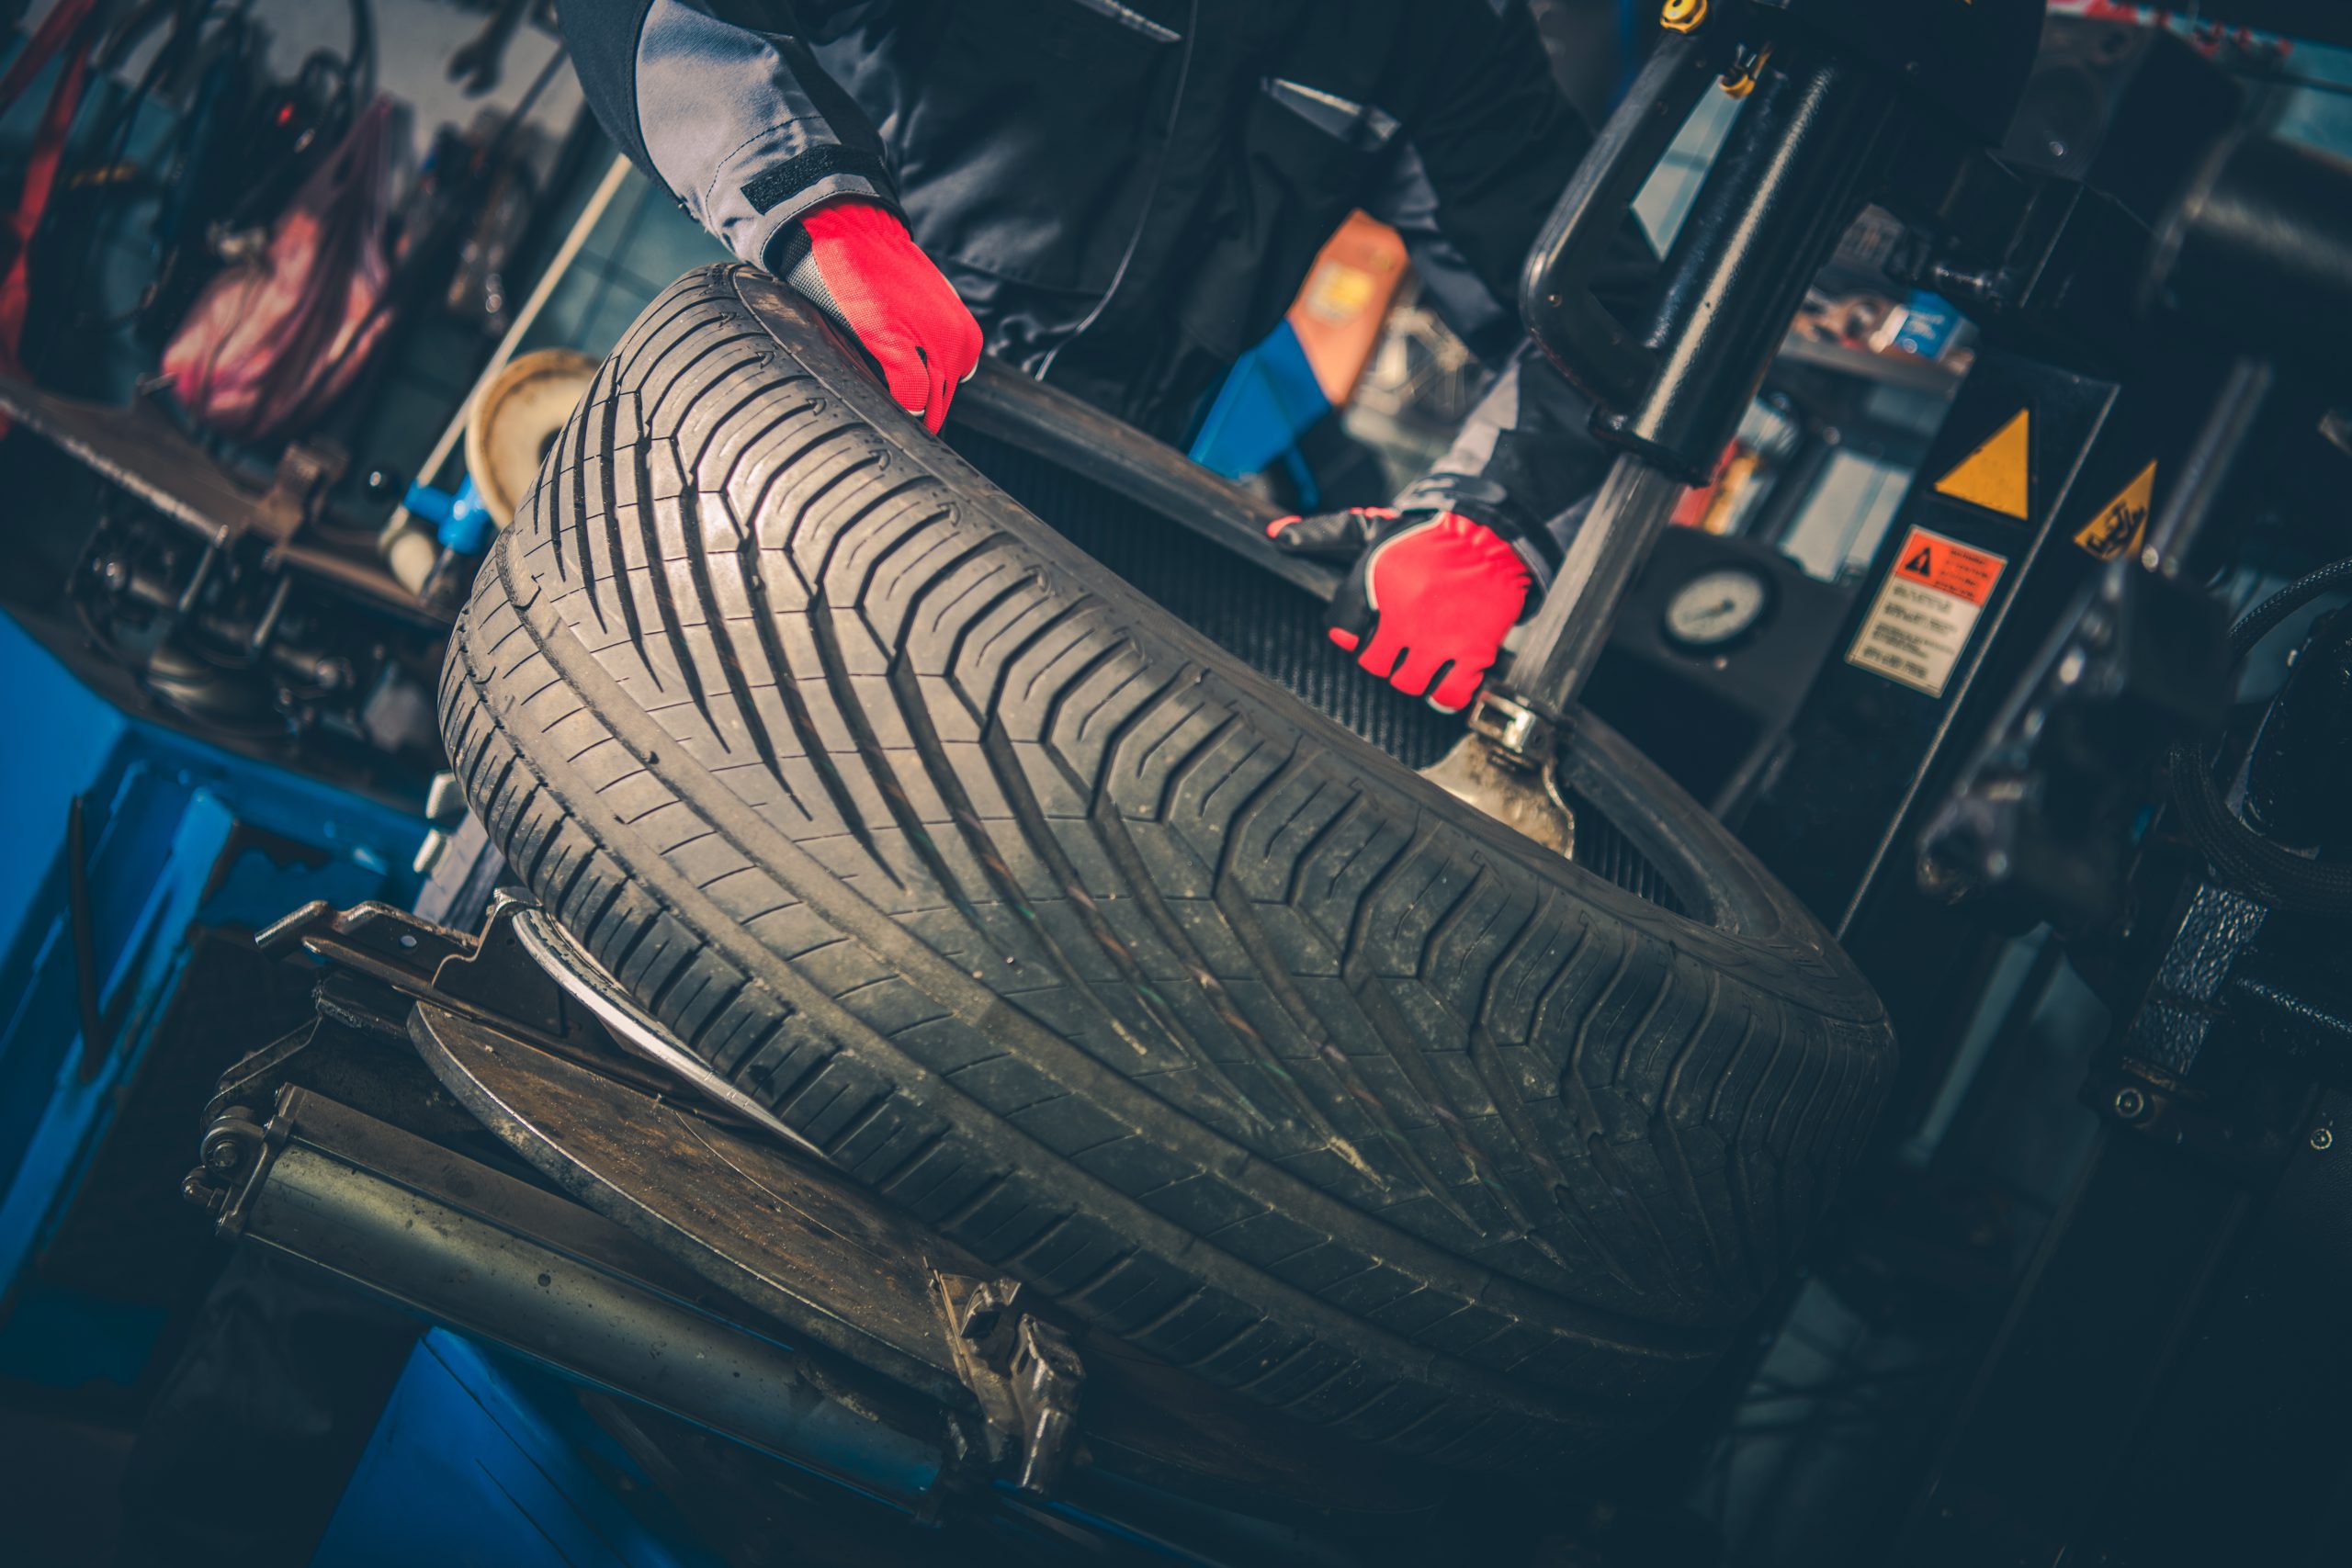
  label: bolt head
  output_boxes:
[1660,0,1709,31]
[2312,1127,2335,1153]
[2113,1086,2148,1122]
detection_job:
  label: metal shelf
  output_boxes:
[1777,333,1966,397]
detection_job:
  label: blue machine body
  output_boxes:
[1188,320,1333,508]
[0,612,424,1393]
[315,1332,725,1568]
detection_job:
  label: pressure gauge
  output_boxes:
[1662,565,1773,652]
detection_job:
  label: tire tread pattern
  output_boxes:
[438,267,1893,1469]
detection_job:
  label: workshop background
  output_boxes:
[1,2,2351,1565]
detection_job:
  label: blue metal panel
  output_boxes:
[0,613,427,1388]
[0,614,130,966]
[316,1331,728,1568]
[1188,321,1333,495]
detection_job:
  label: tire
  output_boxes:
[439,265,1893,1472]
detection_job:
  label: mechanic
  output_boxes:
[559,0,1650,713]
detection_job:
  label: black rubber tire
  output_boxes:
[439,266,1893,1472]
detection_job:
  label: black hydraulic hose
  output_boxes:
[2169,556,2352,916]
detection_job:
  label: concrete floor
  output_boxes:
[0,1401,132,1566]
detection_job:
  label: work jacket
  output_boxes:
[559,0,1643,552]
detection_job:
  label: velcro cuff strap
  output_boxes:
[742,145,896,216]
[1510,536,1555,592]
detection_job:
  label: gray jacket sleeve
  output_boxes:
[558,1,898,271]
[1389,343,1614,581]
[1372,169,1623,576]
[1370,1,1650,570]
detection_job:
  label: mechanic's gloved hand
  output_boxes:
[1269,506,1533,713]
[775,197,982,434]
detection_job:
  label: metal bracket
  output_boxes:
[2087,1060,2301,1187]
[1420,693,1577,861]
[254,439,350,546]
[1465,690,1555,761]
[234,892,741,1130]
[186,1100,291,1239]
[933,1270,1088,1495]
[255,891,573,1050]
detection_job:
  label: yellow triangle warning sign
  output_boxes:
[1934,410,2031,520]
[2074,460,2157,562]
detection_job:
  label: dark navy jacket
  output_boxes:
[558,0,1643,554]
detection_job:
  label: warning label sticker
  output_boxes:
[2075,460,2157,562]
[1933,409,2032,521]
[1846,526,2008,697]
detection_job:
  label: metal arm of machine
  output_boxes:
[1427,0,2045,852]
[1519,30,1734,415]
[2147,128,2352,387]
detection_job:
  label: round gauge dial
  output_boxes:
[1663,566,1773,651]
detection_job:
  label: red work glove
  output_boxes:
[780,197,983,434]
[1270,507,1533,713]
